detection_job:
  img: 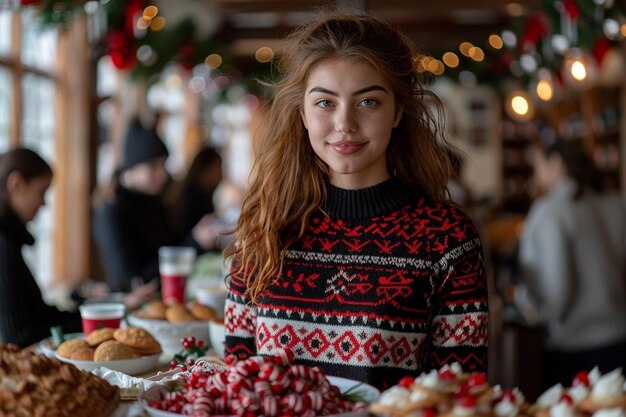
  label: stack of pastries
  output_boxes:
[370,364,626,417]
[0,344,119,417]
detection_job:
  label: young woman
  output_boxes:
[223,13,488,389]
[0,148,82,347]
[517,140,626,388]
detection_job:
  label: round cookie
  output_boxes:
[69,346,95,361]
[165,305,196,323]
[142,300,167,320]
[113,327,161,353]
[85,327,115,347]
[56,339,90,359]
[190,303,218,321]
[93,340,137,361]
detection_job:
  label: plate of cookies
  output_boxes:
[39,331,84,358]
[127,300,219,354]
[55,327,162,376]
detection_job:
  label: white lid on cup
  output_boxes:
[79,302,126,320]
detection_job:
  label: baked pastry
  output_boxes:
[86,327,115,347]
[141,299,167,320]
[93,340,137,361]
[56,339,90,359]
[113,327,161,355]
[576,368,626,413]
[69,346,95,361]
[0,344,118,417]
[165,304,196,323]
[190,303,218,321]
[370,363,524,417]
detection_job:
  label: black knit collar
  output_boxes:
[324,178,420,221]
[0,209,35,246]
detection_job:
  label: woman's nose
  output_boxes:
[334,106,358,133]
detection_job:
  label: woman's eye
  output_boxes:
[359,98,378,107]
[315,99,332,108]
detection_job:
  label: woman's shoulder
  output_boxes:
[412,197,477,227]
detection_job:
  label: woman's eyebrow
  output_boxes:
[307,85,389,96]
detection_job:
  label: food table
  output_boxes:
[5,341,626,417]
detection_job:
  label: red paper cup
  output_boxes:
[79,303,125,336]
[159,246,195,305]
[160,273,187,305]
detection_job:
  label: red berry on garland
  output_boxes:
[180,366,187,372]
[197,340,204,347]
[187,358,195,366]
[170,360,178,368]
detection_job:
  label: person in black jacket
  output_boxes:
[92,119,225,301]
[0,148,82,347]
[171,145,223,237]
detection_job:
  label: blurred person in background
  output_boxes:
[515,139,626,388]
[0,148,82,347]
[169,145,223,237]
[92,119,226,305]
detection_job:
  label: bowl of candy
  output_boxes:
[141,350,379,417]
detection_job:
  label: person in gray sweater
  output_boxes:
[516,140,626,388]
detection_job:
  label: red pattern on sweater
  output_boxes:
[225,184,488,390]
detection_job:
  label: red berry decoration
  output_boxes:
[468,372,487,387]
[559,393,574,405]
[459,395,477,408]
[499,388,517,403]
[453,383,470,398]
[573,371,590,387]
[398,376,415,388]
[423,408,437,417]
[439,368,455,380]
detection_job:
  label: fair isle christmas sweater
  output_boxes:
[224,178,488,390]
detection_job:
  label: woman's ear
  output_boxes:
[393,105,404,127]
[6,171,24,195]
[300,109,308,130]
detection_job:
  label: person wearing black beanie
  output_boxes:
[120,119,169,173]
[92,119,225,304]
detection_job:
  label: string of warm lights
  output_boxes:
[19,0,626,107]
[416,1,625,121]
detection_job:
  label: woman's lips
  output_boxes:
[330,141,366,154]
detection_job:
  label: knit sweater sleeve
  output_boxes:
[224,273,258,359]
[428,208,488,372]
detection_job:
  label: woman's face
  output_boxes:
[301,58,402,189]
[532,149,564,193]
[9,173,52,222]
[126,156,169,195]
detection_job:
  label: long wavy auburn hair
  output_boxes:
[225,12,456,303]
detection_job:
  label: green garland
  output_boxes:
[22,0,626,94]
